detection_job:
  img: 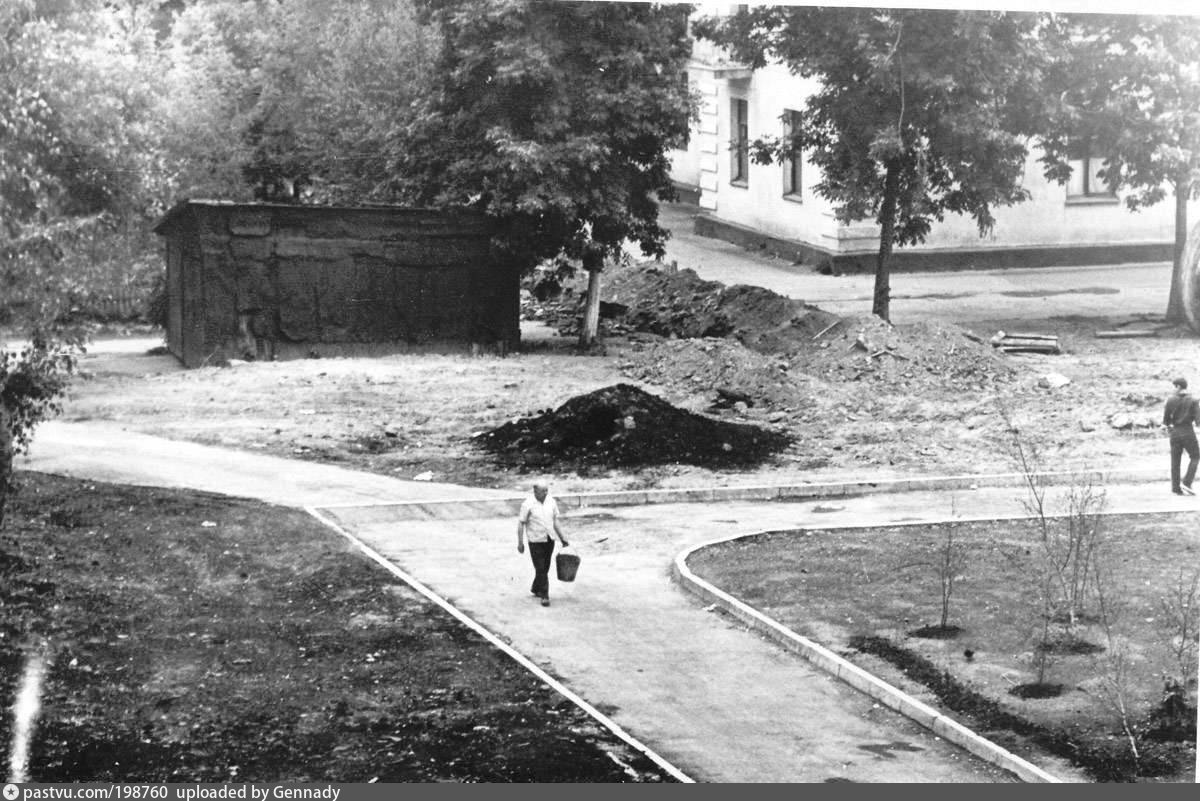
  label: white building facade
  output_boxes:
[671,22,1190,273]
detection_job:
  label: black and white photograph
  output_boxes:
[1,0,1198,786]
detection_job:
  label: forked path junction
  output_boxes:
[23,420,1198,782]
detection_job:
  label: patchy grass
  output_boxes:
[0,472,673,782]
[686,512,1199,782]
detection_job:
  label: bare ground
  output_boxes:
[686,514,1198,783]
[0,472,674,782]
[58,307,1193,495]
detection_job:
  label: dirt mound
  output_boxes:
[616,336,836,416]
[475,383,791,472]
[601,265,842,352]
[549,263,1011,393]
[793,316,1013,389]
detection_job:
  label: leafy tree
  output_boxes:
[1038,14,1200,331]
[388,0,695,346]
[694,7,1055,322]
[157,0,266,201]
[1,335,77,529]
[262,0,439,203]
[0,0,143,526]
[159,0,438,204]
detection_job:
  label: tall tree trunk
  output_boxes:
[1166,173,1189,323]
[873,162,901,322]
[578,249,604,348]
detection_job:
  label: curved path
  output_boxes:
[22,420,1199,782]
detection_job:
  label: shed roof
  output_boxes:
[151,199,485,235]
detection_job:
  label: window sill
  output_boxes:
[730,180,748,189]
[1065,195,1120,206]
[783,192,803,204]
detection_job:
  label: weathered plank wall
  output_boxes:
[156,202,516,367]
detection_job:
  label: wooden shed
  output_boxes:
[152,200,518,367]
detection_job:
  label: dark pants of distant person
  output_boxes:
[1170,430,1199,491]
[528,540,556,599]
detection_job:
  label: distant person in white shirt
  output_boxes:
[516,481,569,607]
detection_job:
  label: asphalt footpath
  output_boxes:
[21,420,1200,783]
[645,202,1173,325]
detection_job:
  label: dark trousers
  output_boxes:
[528,540,555,598]
[1170,432,1199,490]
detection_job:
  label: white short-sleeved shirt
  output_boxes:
[519,495,559,543]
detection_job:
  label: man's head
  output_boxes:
[532,482,549,502]
[1174,377,1189,391]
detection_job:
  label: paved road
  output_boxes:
[23,421,1200,783]
[649,203,1174,324]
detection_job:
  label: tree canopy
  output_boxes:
[387,0,694,276]
[154,0,437,204]
[695,6,1057,322]
[1039,14,1200,330]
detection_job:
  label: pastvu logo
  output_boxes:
[3,783,20,801]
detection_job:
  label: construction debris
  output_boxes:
[1038,373,1072,390]
[1108,412,1158,431]
[1094,329,1159,339]
[990,331,1062,354]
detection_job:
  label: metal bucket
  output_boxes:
[555,552,580,582]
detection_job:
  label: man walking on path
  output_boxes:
[1163,377,1200,495]
[516,481,569,606]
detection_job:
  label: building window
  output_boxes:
[783,109,802,200]
[1067,142,1116,200]
[680,71,691,148]
[731,98,748,186]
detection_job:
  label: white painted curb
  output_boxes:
[306,506,694,784]
[673,530,1066,785]
[313,467,1164,520]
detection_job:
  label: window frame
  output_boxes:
[1066,141,1118,204]
[730,97,749,187]
[782,109,803,202]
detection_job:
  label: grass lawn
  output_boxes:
[686,511,1199,783]
[0,471,673,782]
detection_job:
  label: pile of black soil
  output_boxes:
[908,624,962,640]
[1009,683,1066,700]
[475,383,791,472]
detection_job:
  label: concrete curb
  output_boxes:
[672,530,1067,785]
[316,467,1163,521]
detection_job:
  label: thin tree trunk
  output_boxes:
[0,411,12,530]
[1166,174,1189,323]
[578,250,604,348]
[873,163,901,322]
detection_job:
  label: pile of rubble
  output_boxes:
[792,316,1014,390]
[497,261,1017,473]
[582,263,1014,395]
[554,263,843,349]
[616,336,835,418]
